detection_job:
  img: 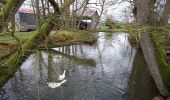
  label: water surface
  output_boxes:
[0,32,159,100]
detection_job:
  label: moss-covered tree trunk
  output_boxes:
[136,0,170,96]
[0,0,74,87]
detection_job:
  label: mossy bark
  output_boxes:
[151,31,170,92]
[136,0,170,96]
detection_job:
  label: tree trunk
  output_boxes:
[41,0,46,20]
[137,0,169,96]
[35,0,41,30]
[92,0,105,31]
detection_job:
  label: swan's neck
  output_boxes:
[63,70,66,75]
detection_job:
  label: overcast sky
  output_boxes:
[87,0,131,21]
[22,0,131,21]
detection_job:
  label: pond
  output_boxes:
[0,32,159,100]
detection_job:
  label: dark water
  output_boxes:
[0,32,159,100]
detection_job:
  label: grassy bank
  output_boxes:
[43,29,97,47]
[0,30,97,46]
[97,28,129,33]
[0,30,97,57]
[97,24,132,33]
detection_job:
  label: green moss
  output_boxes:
[128,33,138,47]
[151,32,170,91]
[0,20,52,87]
[50,30,75,35]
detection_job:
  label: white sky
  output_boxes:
[88,0,131,21]
[109,2,131,20]
[21,0,131,21]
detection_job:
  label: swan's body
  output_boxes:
[47,79,67,88]
[58,70,66,80]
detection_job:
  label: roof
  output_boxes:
[77,8,99,19]
[18,7,34,14]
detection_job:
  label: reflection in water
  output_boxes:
[0,32,159,100]
[126,51,160,100]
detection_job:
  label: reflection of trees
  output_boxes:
[79,45,85,57]
[121,33,134,66]
[37,51,43,81]
[99,33,119,54]
[47,52,53,82]
[125,51,159,100]
[97,42,105,76]
[35,51,42,100]
[49,49,96,67]
[101,33,134,66]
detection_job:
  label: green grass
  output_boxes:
[50,30,75,35]
[42,29,97,47]
[16,32,35,39]
[0,29,96,45]
[98,25,130,33]
[0,32,35,44]
[0,29,97,49]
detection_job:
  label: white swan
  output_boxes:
[47,79,67,88]
[58,70,66,80]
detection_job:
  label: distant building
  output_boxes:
[77,8,100,30]
[15,7,36,31]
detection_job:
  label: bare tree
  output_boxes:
[41,0,46,20]
[35,0,41,30]
[162,0,170,24]
[92,0,106,31]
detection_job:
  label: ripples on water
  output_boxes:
[0,32,159,100]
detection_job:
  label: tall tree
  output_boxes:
[92,0,106,31]
[136,0,169,96]
[35,0,41,30]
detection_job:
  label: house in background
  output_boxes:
[1,3,36,32]
[15,7,37,31]
[14,6,100,31]
[77,8,100,30]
